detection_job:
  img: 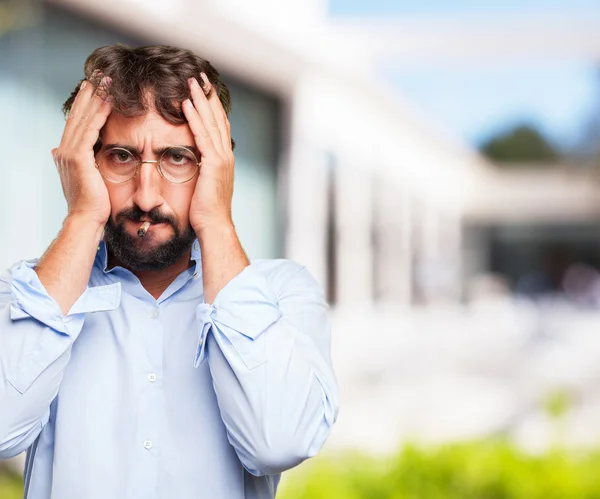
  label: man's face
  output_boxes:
[100,108,198,271]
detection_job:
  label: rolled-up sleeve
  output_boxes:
[194,261,339,476]
[194,265,282,369]
[0,260,120,458]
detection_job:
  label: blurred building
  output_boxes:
[466,164,600,298]
[0,0,489,310]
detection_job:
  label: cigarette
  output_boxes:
[138,221,151,237]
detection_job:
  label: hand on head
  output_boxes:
[52,76,113,228]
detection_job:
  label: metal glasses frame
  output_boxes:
[95,146,201,185]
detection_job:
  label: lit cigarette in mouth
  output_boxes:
[137,221,151,238]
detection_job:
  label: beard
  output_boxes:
[104,205,196,271]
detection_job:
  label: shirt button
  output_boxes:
[151,309,159,320]
[148,373,157,383]
[143,440,153,450]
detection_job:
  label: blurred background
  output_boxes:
[1,0,600,497]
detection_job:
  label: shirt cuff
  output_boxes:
[10,260,121,336]
[7,261,121,394]
[194,264,282,368]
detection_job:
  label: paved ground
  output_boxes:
[327,297,600,455]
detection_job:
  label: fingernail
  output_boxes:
[183,98,192,107]
[188,77,199,88]
[80,81,87,90]
[200,73,210,86]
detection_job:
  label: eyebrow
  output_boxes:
[102,143,201,158]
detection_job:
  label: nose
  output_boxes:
[131,161,164,213]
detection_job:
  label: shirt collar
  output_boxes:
[95,239,203,303]
[191,239,201,262]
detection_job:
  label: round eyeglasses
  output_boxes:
[95,146,200,184]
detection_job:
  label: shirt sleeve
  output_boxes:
[0,260,120,459]
[194,261,339,476]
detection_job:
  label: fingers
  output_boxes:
[61,80,94,142]
[188,76,221,151]
[200,73,232,154]
[183,75,226,157]
[77,97,112,152]
[66,77,113,152]
[51,148,60,174]
[54,77,113,177]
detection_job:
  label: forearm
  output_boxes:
[0,297,66,458]
[196,221,249,304]
[0,259,94,458]
[194,263,339,475]
[35,215,104,315]
[206,322,338,475]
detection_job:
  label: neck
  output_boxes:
[107,247,195,300]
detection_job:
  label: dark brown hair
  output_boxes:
[62,44,232,126]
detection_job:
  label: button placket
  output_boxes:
[136,302,162,476]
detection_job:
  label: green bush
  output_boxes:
[4,440,600,498]
[0,471,22,499]
[278,440,600,499]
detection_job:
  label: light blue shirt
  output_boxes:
[0,240,338,499]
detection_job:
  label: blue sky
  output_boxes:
[383,63,599,149]
[328,1,600,150]
[329,0,600,18]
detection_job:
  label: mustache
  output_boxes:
[114,206,177,226]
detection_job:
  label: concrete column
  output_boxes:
[373,177,412,307]
[412,203,464,304]
[423,203,441,260]
[411,200,443,304]
[284,137,329,289]
[441,213,464,301]
[335,162,373,307]
[283,79,331,288]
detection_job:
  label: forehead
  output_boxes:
[102,109,194,147]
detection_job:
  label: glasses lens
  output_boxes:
[160,147,199,183]
[97,148,138,182]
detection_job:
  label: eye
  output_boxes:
[163,147,197,167]
[108,149,135,164]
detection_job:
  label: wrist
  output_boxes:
[63,214,105,243]
[195,220,249,303]
[193,215,235,238]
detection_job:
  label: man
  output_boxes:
[0,44,338,499]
